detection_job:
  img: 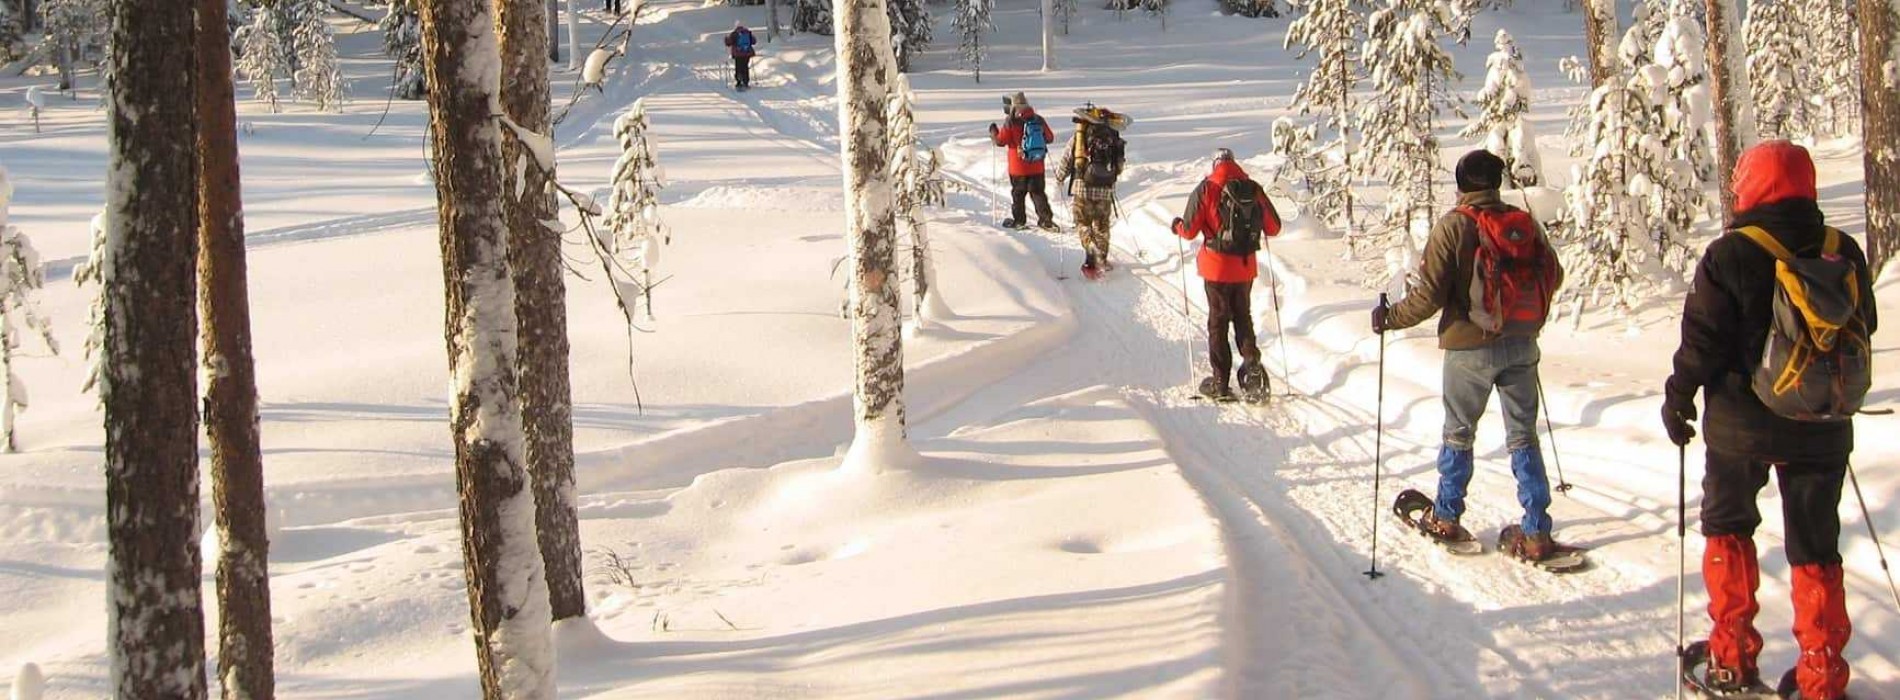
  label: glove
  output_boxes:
[1662,399,1697,446]
[1371,295,1391,334]
[988,123,1000,138]
[1171,217,1186,236]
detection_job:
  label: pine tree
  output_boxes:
[887,76,949,328]
[1704,0,1754,214]
[415,0,556,694]
[953,0,991,82]
[382,0,426,99]
[1557,76,1653,315]
[1460,29,1542,186]
[1860,0,1900,273]
[1802,0,1859,137]
[196,0,275,695]
[605,99,669,318]
[287,0,345,110]
[794,0,833,34]
[103,0,207,696]
[1220,0,1279,18]
[38,0,107,90]
[1283,0,1363,235]
[836,0,912,468]
[1744,0,1807,139]
[1055,0,1076,34]
[0,4,21,62]
[0,166,57,454]
[1358,0,1464,252]
[497,0,584,625]
[886,0,930,72]
[1142,0,1169,30]
[235,4,288,112]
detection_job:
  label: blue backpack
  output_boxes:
[1019,116,1048,163]
[736,30,755,53]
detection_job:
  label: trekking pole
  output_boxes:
[1366,294,1389,581]
[1262,232,1291,394]
[1537,377,1575,494]
[989,144,1000,225]
[1177,234,1195,383]
[1846,461,1900,610]
[1675,444,1688,700]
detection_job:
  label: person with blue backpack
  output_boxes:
[724,22,757,91]
[988,92,1056,231]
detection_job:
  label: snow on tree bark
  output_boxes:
[1582,0,1619,87]
[103,0,207,697]
[1860,0,1900,274]
[835,0,911,467]
[887,76,948,328]
[196,0,276,697]
[1704,0,1755,216]
[416,0,557,695]
[497,0,584,623]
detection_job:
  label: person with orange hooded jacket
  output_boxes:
[1665,140,1876,700]
[988,92,1057,230]
[1171,149,1281,401]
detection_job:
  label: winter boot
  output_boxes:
[1197,376,1233,402]
[1499,526,1557,562]
[1705,534,1766,687]
[1000,218,1026,229]
[1038,220,1059,232]
[1787,563,1851,699]
[1236,361,1268,402]
[1081,251,1101,280]
[1417,510,1474,544]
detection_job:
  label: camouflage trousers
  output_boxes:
[1072,196,1113,260]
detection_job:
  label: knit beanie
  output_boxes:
[1454,150,1506,193]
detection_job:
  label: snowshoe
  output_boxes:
[1497,524,1590,574]
[1392,489,1483,555]
[1037,220,1059,232]
[1194,377,1236,403]
[1775,668,1852,699]
[1680,642,1776,698]
[1236,362,1269,405]
[1000,218,1027,230]
[1081,260,1103,281]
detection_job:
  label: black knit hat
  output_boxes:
[1455,150,1507,193]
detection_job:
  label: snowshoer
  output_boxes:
[988,92,1057,231]
[1172,148,1280,402]
[1664,140,1875,700]
[1371,149,1565,561]
[1056,105,1127,279]
[724,22,757,90]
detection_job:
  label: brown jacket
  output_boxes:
[1386,190,1563,350]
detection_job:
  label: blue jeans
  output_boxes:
[1433,336,1553,534]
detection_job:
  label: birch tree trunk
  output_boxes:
[835,0,909,468]
[197,0,276,697]
[497,0,585,623]
[1860,0,1899,273]
[104,0,207,697]
[1582,0,1618,87]
[1040,0,1054,71]
[1706,0,1756,216]
[417,0,556,694]
[566,0,581,70]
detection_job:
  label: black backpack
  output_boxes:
[1082,127,1124,187]
[1207,179,1264,256]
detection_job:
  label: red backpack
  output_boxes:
[1460,205,1559,335]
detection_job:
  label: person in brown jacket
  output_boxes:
[1371,150,1566,560]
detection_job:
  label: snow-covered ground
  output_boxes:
[2,0,1899,697]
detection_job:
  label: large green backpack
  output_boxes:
[1735,226,1873,422]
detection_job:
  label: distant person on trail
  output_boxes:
[1664,140,1876,700]
[724,22,757,91]
[605,0,624,13]
[988,92,1056,231]
[1171,148,1279,403]
[1371,149,1566,562]
[1055,105,1127,279]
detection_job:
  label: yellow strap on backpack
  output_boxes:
[1734,226,1861,394]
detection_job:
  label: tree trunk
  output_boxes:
[497,0,585,623]
[1040,0,1053,71]
[1706,0,1755,217]
[769,0,779,41]
[835,0,908,466]
[417,0,557,695]
[197,0,276,697]
[104,0,206,697]
[1582,0,1617,87]
[566,0,581,70]
[547,0,561,62]
[1861,0,1899,274]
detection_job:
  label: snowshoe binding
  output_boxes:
[1081,252,1104,281]
[1680,642,1775,698]
[1000,218,1028,230]
[1236,362,1269,405]
[1774,668,1852,699]
[1195,377,1236,403]
[1497,524,1590,574]
[1037,220,1059,232]
[1391,489,1483,555]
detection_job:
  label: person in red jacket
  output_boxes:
[723,22,757,91]
[1171,149,1281,401]
[988,92,1057,230]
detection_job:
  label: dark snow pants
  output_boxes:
[1700,451,1845,566]
[1203,280,1259,388]
[733,56,752,89]
[1009,174,1054,227]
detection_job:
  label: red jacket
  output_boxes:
[991,109,1055,177]
[1174,160,1281,283]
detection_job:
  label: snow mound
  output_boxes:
[671,185,845,212]
[1275,211,1340,241]
[11,663,42,700]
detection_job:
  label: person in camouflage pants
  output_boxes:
[1054,112,1125,275]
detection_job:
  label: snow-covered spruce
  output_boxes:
[288,0,346,110]
[382,0,427,99]
[1220,0,1279,19]
[1357,0,1466,256]
[36,0,108,91]
[1800,0,1860,137]
[1744,0,1807,139]
[1460,29,1542,187]
[952,0,991,82]
[886,0,930,72]
[72,212,106,400]
[1649,12,1717,201]
[794,0,833,34]
[1282,0,1364,236]
[604,98,670,319]
[235,2,289,112]
[886,76,950,330]
[1142,0,1170,30]
[0,166,57,453]
[835,0,917,472]
[413,0,555,694]
[0,4,21,63]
